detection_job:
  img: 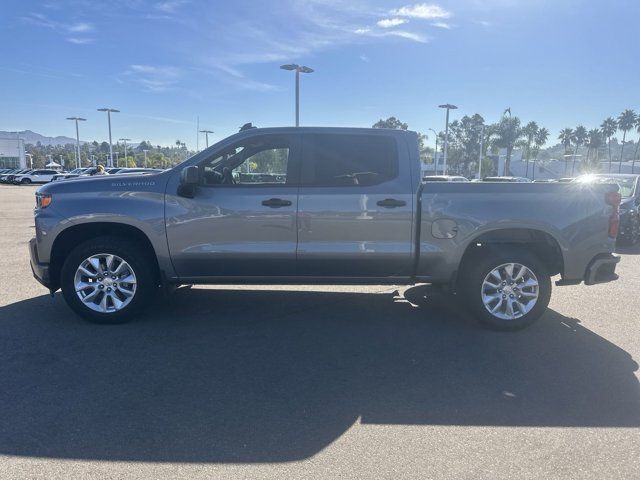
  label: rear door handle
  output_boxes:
[377,198,406,208]
[262,198,292,208]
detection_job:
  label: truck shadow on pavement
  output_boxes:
[0,286,638,463]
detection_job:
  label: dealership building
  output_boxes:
[0,137,26,169]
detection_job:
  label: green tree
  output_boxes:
[492,114,522,175]
[558,128,575,175]
[571,125,588,176]
[372,117,409,130]
[600,117,617,173]
[531,127,549,180]
[584,129,603,172]
[617,109,637,172]
[521,121,539,178]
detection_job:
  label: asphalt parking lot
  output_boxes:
[0,184,638,479]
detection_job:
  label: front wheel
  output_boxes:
[460,247,552,331]
[21,178,31,184]
[61,236,157,324]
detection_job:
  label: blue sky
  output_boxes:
[1,0,639,148]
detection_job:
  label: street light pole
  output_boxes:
[97,108,120,167]
[280,64,314,127]
[119,138,131,166]
[199,130,214,148]
[67,117,87,169]
[25,153,33,169]
[143,149,149,168]
[438,104,458,175]
[428,128,438,175]
[478,124,485,180]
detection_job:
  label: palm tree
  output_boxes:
[493,115,523,175]
[521,121,538,178]
[571,126,588,176]
[632,116,640,174]
[531,127,549,180]
[558,128,574,175]
[585,129,603,172]
[600,117,617,173]
[617,109,637,173]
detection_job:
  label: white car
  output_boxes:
[12,169,60,184]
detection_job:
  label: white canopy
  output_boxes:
[45,161,62,168]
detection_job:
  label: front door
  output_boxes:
[166,133,301,278]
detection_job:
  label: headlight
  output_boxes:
[35,193,52,209]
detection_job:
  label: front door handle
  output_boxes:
[377,198,406,208]
[262,198,292,208]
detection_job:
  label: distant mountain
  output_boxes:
[0,130,81,146]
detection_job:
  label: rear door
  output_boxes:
[296,132,415,278]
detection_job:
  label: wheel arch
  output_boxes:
[456,228,564,287]
[50,222,161,291]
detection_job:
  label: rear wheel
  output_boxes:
[21,178,31,184]
[61,236,157,324]
[460,247,551,330]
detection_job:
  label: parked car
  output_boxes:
[12,169,60,184]
[51,168,87,181]
[574,174,640,244]
[114,168,164,175]
[423,175,469,182]
[482,176,532,183]
[1,169,33,184]
[31,127,620,330]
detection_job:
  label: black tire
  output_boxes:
[459,246,552,331]
[61,236,157,324]
[21,178,31,184]
[619,216,640,246]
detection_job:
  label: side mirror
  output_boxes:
[178,165,199,198]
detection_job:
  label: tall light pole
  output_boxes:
[66,117,86,169]
[199,130,213,148]
[428,128,439,174]
[438,104,458,175]
[25,153,33,169]
[280,64,314,127]
[478,124,485,180]
[115,151,119,168]
[119,138,131,166]
[97,108,119,167]
[143,149,149,168]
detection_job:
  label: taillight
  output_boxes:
[606,191,621,239]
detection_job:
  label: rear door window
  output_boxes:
[301,134,398,187]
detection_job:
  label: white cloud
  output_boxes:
[67,22,93,33]
[359,54,370,62]
[431,22,452,29]
[121,64,184,92]
[355,28,428,43]
[377,18,407,28]
[66,37,93,44]
[390,3,451,20]
[155,1,188,13]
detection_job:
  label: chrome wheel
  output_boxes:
[481,262,539,320]
[74,254,137,313]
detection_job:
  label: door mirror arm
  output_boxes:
[178,165,199,198]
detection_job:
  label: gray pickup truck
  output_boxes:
[30,127,621,329]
